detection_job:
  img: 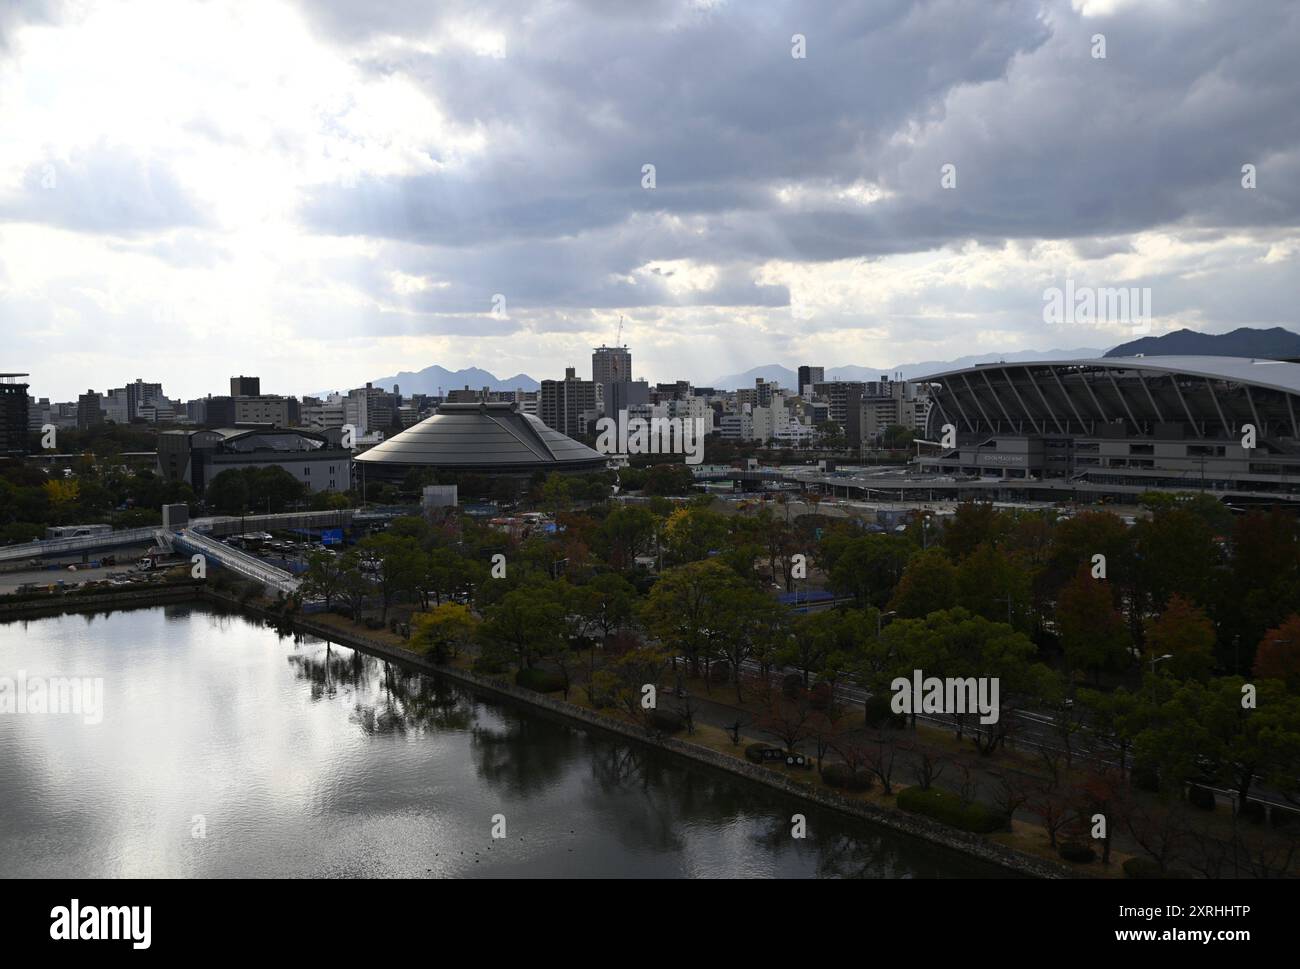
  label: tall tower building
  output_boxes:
[592,345,631,385]
[593,344,633,417]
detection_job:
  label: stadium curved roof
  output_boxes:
[355,401,607,474]
[916,355,1300,397]
[913,355,1300,440]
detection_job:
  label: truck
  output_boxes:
[138,546,175,571]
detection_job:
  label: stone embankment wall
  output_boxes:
[264,601,1077,879]
[0,582,201,619]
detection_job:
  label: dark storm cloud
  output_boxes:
[291,0,1300,319]
[297,1,1049,254]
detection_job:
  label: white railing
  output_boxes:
[0,526,160,562]
[173,529,300,595]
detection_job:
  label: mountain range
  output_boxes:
[711,327,1300,389]
[365,365,540,395]
[345,327,1300,396]
[709,348,1106,390]
[1104,326,1300,359]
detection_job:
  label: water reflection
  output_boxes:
[0,605,1011,879]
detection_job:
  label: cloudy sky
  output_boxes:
[2,0,1298,401]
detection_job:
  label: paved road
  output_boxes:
[0,546,155,594]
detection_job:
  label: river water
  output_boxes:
[0,604,1007,878]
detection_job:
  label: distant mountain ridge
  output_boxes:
[343,328,1300,398]
[710,348,1105,389]
[366,365,540,395]
[1106,326,1300,359]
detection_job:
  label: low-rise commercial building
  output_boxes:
[157,426,352,495]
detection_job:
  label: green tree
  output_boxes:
[1078,687,1147,777]
[594,504,656,571]
[826,533,913,607]
[642,463,697,496]
[357,534,423,623]
[205,469,251,516]
[715,585,787,702]
[942,502,1010,561]
[301,550,347,609]
[579,572,638,644]
[1144,594,1216,681]
[1058,568,1130,683]
[882,608,1051,755]
[888,548,958,618]
[641,559,734,678]
[660,506,728,565]
[955,543,1033,630]
[1132,508,1219,614]
[481,580,567,669]
[1137,677,1300,810]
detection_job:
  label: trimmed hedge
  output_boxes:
[515,668,566,693]
[649,708,685,734]
[822,763,873,792]
[896,786,1006,834]
[1123,857,1170,879]
[1058,841,1097,864]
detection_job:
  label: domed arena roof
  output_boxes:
[355,401,607,478]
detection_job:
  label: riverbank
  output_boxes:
[213,593,1077,879]
[0,580,203,619]
[0,584,1079,877]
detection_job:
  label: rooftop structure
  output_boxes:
[355,400,607,481]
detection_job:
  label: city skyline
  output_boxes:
[3,0,1300,401]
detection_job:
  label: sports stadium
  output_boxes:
[354,400,608,483]
[913,356,1300,505]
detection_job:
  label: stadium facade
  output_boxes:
[354,400,608,483]
[913,356,1300,504]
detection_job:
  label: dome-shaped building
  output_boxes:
[354,400,608,483]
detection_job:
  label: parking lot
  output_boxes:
[0,545,170,595]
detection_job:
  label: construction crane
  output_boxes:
[614,314,624,348]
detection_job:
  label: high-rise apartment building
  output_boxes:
[540,367,599,438]
[813,380,867,445]
[592,345,631,386]
[0,374,31,456]
[76,390,104,429]
[124,379,164,421]
[593,345,632,416]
